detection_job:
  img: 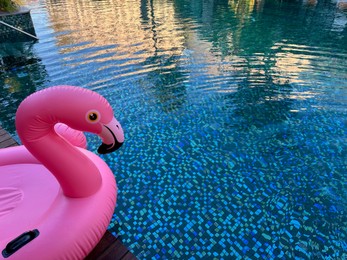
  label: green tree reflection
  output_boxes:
[172,0,346,128]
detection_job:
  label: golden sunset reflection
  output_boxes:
[42,0,346,94]
[45,0,187,69]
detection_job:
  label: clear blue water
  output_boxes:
[1,0,347,258]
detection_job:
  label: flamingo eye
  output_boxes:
[86,110,100,123]
[89,113,98,121]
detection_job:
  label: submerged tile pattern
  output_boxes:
[89,86,347,259]
[0,0,346,258]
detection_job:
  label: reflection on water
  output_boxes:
[0,42,47,133]
[1,0,347,258]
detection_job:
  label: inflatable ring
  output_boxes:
[0,86,124,259]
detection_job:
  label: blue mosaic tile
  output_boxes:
[91,92,347,259]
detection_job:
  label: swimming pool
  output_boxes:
[0,0,346,258]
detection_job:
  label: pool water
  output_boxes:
[1,0,347,258]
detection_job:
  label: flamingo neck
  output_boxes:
[15,87,104,198]
[21,127,102,198]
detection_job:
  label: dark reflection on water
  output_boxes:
[140,1,188,111]
[225,78,294,129]
[0,0,346,258]
[0,42,47,133]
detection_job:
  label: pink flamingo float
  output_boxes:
[0,86,124,259]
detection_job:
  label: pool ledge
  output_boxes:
[0,7,37,42]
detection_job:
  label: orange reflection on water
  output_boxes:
[45,0,186,67]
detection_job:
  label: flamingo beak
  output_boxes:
[97,117,124,154]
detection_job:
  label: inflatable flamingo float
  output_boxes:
[0,86,124,259]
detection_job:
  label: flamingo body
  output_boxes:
[0,86,124,259]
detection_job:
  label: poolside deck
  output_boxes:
[0,125,137,260]
[0,126,18,148]
[87,230,137,260]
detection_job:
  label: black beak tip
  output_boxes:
[97,142,123,154]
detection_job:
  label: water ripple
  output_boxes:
[1,0,347,258]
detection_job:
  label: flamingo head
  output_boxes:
[59,87,125,154]
[16,86,125,154]
[84,109,124,154]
